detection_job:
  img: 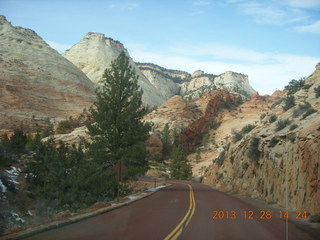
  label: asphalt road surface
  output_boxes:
[26,182,317,240]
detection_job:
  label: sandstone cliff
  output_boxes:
[63,33,165,107]
[0,16,96,131]
[202,64,320,215]
[137,63,255,101]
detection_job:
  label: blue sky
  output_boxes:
[1,0,320,94]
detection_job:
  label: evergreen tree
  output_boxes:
[170,144,192,180]
[87,51,150,181]
[161,123,171,159]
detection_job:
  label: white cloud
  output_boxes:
[127,43,319,95]
[189,10,204,16]
[47,41,71,53]
[294,20,320,33]
[108,2,140,10]
[193,1,211,6]
[286,0,320,9]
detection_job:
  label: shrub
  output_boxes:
[216,149,226,166]
[287,133,296,143]
[314,86,320,98]
[260,113,266,120]
[275,119,291,131]
[303,84,312,90]
[289,124,298,130]
[242,162,249,171]
[247,137,261,165]
[232,130,243,143]
[271,99,283,109]
[284,78,305,95]
[302,108,317,119]
[230,156,234,164]
[269,137,279,148]
[310,213,320,223]
[241,124,255,134]
[283,95,295,111]
[292,102,311,118]
[269,115,277,123]
[57,117,81,134]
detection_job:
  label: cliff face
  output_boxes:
[63,33,165,107]
[137,64,255,102]
[0,16,96,131]
[203,64,320,214]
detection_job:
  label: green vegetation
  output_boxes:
[160,123,171,160]
[287,133,296,143]
[27,141,111,211]
[57,117,81,134]
[289,124,298,130]
[215,149,226,166]
[275,119,291,131]
[301,108,317,119]
[169,144,192,180]
[283,95,295,111]
[284,78,305,95]
[269,137,279,148]
[292,102,311,118]
[314,86,320,98]
[86,52,150,182]
[269,115,277,123]
[260,113,266,120]
[232,124,255,143]
[247,137,261,166]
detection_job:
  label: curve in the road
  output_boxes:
[163,183,195,240]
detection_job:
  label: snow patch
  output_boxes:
[0,179,7,193]
[147,185,166,192]
[11,212,25,223]
[6,167,21,176]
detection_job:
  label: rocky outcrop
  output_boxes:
[203,64,320,215]
[181,90,241,152]
[0,16,96,131]
[63,33,165,107]
[214,71,255,100]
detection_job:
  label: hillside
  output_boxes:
[0,16,96,132]
[200,63,320,215]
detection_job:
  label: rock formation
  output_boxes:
[0,16,96,131]
[202,64,320,215]
[63,33,165,107]
[137,64,255,101]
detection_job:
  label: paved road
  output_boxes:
[27,182,317,240]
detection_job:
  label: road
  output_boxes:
[26,182,317,240]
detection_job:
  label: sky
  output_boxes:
[1,0,320,94]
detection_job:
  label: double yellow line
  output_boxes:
[164,184,196,240]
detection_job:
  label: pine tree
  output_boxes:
[161,123,171,159]
[87,51,150,182]
[170,144,192,180]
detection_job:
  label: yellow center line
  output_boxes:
[164,184,196,240]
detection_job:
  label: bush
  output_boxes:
[216,149,226,166]
[57,117,81,134]
[276,119,291,131]
[247,137,261,165]
[271,99,283,109]
[269,115,277,123]
[269,137,279,148]
[314,86,320,98]
[242,162,249,171]
[241,124,255,134]
[283,95,295,111]
[292,102,311,118]
[302,108,317,119]
[310,212,320,223]
[290,124,298,130]
[232,130,243,143]
[260,113,266,120]
[287,133,296,143]
[284,78,305,95]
